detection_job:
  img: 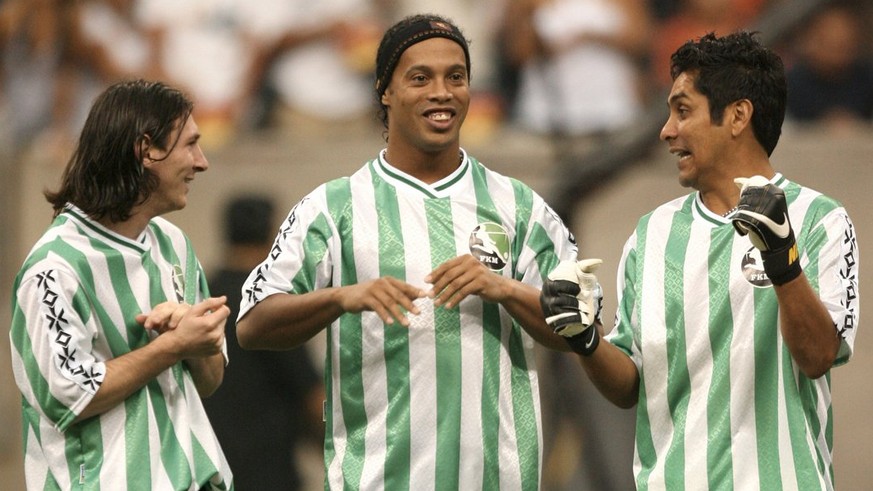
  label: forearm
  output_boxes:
[74,335,181,423]
[184,352,225,397]
[581,335,640,408]
[237,290,343,350]
[775,274,840,379]
[500,280,569,351]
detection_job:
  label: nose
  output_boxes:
[194,145,209,172]
[428,79,453,102]
[660,115,676,142]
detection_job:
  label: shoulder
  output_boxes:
[639,193,692,224]
[786,180,848,221]
[149,216,191,243]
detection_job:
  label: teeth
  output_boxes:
[429,112,450,121]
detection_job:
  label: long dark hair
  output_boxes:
[45,79,194,221]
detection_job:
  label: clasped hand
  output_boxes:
[135,296,229,358]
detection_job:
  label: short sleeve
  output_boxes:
[10,267,106,431]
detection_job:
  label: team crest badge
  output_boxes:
[469,222,510,272]
[741,246,772,288]
[172,264,186,302]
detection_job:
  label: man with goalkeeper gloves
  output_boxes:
[541,31,859,489]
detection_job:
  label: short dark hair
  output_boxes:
[670,31,786,156]
[223,195,275,245]
[374,13,471,129]
[45,79,194,221]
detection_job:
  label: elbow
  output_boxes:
[236,317,258,350]
[612,394,639,410]
[798,336,840,380]
[799,357,835,380]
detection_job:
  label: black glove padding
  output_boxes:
[540,278,584,333]
[731,175,801,285]
[540,259,603,355]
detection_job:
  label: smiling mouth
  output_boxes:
[671,149,691,161]
[425,109,454,122]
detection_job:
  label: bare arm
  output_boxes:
[774,275,840,379]
[426,254,570,351]
[75,297,229,422]
[578,326,641,408]
[237,277,427,351]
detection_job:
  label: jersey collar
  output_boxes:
[375,148,470,199]
[63,204,151,253]
[693,173,786,227]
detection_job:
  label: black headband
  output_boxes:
[375,17,470,98]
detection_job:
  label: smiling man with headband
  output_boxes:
[236,12,594,490]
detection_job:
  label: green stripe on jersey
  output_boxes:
[471,161,503,489]
[325,178,368,489]
[427,198,463,491]
[662,209,691,490]
[375,172,412,491]
[705,224,734,489]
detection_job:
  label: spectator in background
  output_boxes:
[500,0,651,138]
[135,0,289,144]
[68,0,152,88]
[250,0,384,130]
[785,2,873,128]
[202,194,325,491]
[0,0,80,153]
[649,0,768,88]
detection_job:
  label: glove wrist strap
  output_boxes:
[762,242,802,286]
[564,325,599,356]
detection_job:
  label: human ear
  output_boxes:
[730,99,754,137]
[136,135,156,168]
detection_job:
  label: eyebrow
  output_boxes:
[667,91,690,106]
[405,62,467,75]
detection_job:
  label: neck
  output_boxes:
[699,168,777,217]
[97,208,152,240]
[384,144,462,184]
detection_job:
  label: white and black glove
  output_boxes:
[540,258,603,355]
[732,175,801,286]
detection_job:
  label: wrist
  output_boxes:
[563,324,600,356]
[762,241,802,286]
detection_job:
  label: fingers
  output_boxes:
[191,295,227,313]
[734,175,770,192]
[138,297,230,334]
[576,258,602,274]
[343,277,425,327]
[138,301,192,333]
[426,255,499,309]
[372,279,424,327]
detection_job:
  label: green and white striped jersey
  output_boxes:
[10,205,233,490]
[607,174,859,491]
[239,150,577,490]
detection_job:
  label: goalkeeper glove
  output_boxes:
[732,175,801,286]
[540,258,603,355]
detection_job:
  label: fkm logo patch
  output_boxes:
[469,222,510,272]
[172,264,186,302]
[741,247,772,288]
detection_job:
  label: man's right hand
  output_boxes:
[540,258,603,355]
[137,297,229,358]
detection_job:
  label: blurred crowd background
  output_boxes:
[1,0,872,489]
